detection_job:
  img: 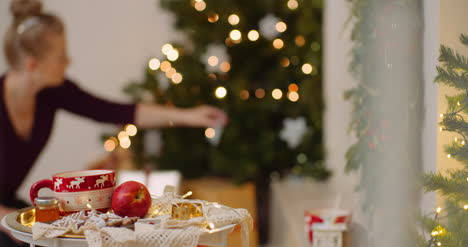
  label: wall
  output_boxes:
[0,0,182,202]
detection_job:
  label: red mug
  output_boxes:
[30,169,116,215]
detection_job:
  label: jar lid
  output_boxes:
[34,197,59,206]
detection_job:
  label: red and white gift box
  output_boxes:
[304,208,351,244]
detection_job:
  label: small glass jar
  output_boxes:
[34,197,60,223]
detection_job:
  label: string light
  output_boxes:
[228,14,240,25]
[288,83,299,92]
[240,90,249,100]
[119,137,131,149]
[125,124,138,136]
[165,67,177,78]
[272,89,283,100]
[194,1,206,11]
[287,0,299,10]
[455,137,458,141]
[161,44,174,55]
[439,113,444,118]
[247,30,259,41]
[255,88,265,99]
[436,207,442,213]
[160,61,172,72]
[447,154,451,159]
[437,242,441,246]
[171,73,183,84]
[464,204,468,210]
[295,35,306,46]
[273,38,284,49]
[431,231,438,236]
[104,138,117,152]
[462,141,466,145]
[281,57,290,67]
[457,101,461,106]
[205,128,215,138]
[215,86,227,99]
[208,13,219,23]
[275,22,287,32]
[118,131,129,141]
[167,49,179,61]
[148,58,160,71]
[208,56,219,67]
[220,62,231,72]
[288,91,299,102]
[229,29,242,41]
[302,63,313,74]
[439,127,443,132]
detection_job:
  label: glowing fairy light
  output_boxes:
[160,61,172,72]
[165,68,177,78]
[119,138,131,149]
[436,207,442,213]
[118,131,129,141]
[230,29,242,41]
[148,58,160,71]
[205,128,215,138]
[161,44,174,55]
[273,39,284,49]
[240,90,249,100]
[287,0,299,10]
[288,83,299,92]
[215,87,227,99]
[104,138,117,152]
[302,63,313,74]
[447,154,451,159]
[272,89,283,100]
[295,35,306,46]
[281,57,290,67]
[275,22,287,32]
[220,62,231,72]
[288,91,299,102]
[208,13,219,23]
[247,30,259,41]
[171,73,183,84]
[439,113,444,118]
[194,1,206,11]
[255,88,265,99]
[125,124,138,136]
[208,56,219,67]
[228,14,240,25]
[167,49,179,61]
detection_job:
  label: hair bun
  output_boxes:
[10,0,43,22]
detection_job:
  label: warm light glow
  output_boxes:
[273,39,284,49]
[280,57,290,67]
[205,128,215,138]
[225,37,234,47]
[240,90,249,100]
[295,35,306,46]
[439,127,443,132]
[431,231,438,236]
[215,87,227,99]
[148,58,160,71]
[160,61,172,72]
[119,137,131,149]
[288,83,299,92]
[275,22,287,32]
[288,91,299,102]
[247,30,259,41]
[104,138,117,152]
[230,29,242,41]
[118,131,129,141]
[125,124,138,136]
[437,242,441,246]
[167,49,179,61]
[455,137,458,141]
[463,141,466,145]
[457,101,461,106]
[228,14,240,25]
[439,113,444,118]
[272,89,283,100]
[165,68,177,78]
[208,13,219,23]
[464,205,468,210]
[255,88,265,99]
[161,44,174,55]
[208,222,215,230]
[436,207,442,213]
[447,154,451,159]
[302,63,313,74]
[194,1,206,11]
[208,56,219,67]
[287,0,299,10]
[220,62,231,72]
[171,73,183,84]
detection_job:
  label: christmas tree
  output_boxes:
[105,0,329,243]
[418,34,468,247]
[116,0,329,183]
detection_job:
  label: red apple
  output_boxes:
[111,181,151,218]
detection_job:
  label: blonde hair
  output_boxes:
[4,0,64,69]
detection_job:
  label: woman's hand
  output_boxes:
[180,105,228,128]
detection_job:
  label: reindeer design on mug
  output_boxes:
[67,177,85,189]
[54,178,63,190]
[94,175,109,188]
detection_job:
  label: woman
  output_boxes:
[0,1,227,245]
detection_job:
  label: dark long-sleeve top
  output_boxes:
[0,75,136,207]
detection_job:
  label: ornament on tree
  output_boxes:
[259,14,281,40]
[279,117,308,149]
[201,44,230,73]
